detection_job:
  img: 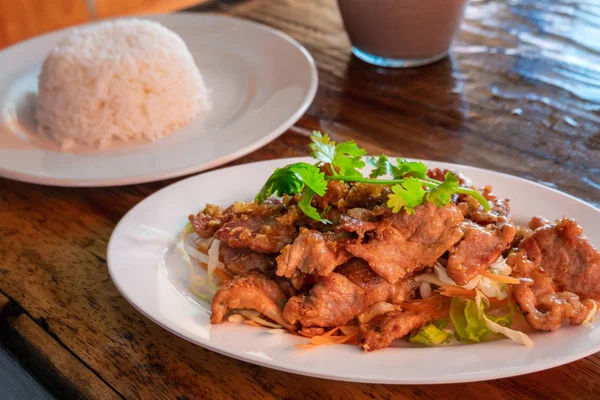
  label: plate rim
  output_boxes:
[0,14,318,187]
[107,156,600,384]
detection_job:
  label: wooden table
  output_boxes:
[1,0,599,398]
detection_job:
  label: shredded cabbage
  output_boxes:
[358,302,396,324]
[582,300,598,327]
[207,238,221,288]
[477,276,510,300]
[415,260,510,300]
[237,310,282,329]
[228,314,245,323]
[419,282,433,299]
[415,262,481,289]
[474,290,533,346]
[193,235,215,251]
[176,223,221,300]
[489,256,512,275]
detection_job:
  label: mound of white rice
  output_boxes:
[36,19,210,149]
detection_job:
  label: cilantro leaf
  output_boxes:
[426,172,459,207]
[387,177,426,214]
[309,131,336,165]
[333,141,366,177]
[255,162,326,204]
[397,158,427,178]
[309,131,366,177]
[298,187,331,224]
[366,154,401,178]
[288,163,328,196]
[256,168,302,203]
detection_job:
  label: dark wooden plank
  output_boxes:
[0,347,54,400]
[0,293,121,399]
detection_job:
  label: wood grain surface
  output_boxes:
[1,0,599,398]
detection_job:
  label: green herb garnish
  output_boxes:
[256,162,326,203]
[310,131,366,177]
[387,177,425,215]
[255,131,490,220]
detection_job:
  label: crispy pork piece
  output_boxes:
[360,311,429,352]
[215,200,297,253]
[338,209,380,239]
[447,220,516,285]
[346,202,464,283]
[457,185,512,227]
[313,179,350,210]
[189,204,232,238]
[283,259,418,328]
[283,272,366,328]
[336,258,419,305]
[515,218,600,300]
[427,168,471,187]
[219,243,276,275]
[509,218,600,331]
[211,270,295,330]
[276,228,352,278]
[344,183,392,210]
[313,180,390,213]
[528,215,550,230]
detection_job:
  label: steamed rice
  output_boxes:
[36,19,210,149]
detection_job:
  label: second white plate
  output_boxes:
[107,157,600,384]
[0,14,317,186]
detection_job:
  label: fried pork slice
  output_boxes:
[283,259,418,328]
[447,220,516,285]
[344,183,392,210]
[427,168,471,187]
[313,177,392,212]
[338,208,381,239]
[276,228,352,278]
[211,270,295,330]
[288,271,318,292]
[509,218,600,331]
[283,272,366,328]
[528,216,550,230]
[336,258,419,305]
[511,255,588,331]
[313,179,350,210]
[346,202,464,283]
[457,185,512,226]
[360,311,429,352]
[219,243,276,275]
[516,218,600,299]
[189,204,232,238]
[215,199,297,253]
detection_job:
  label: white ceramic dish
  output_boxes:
[107,157,600,384]
[0,14,317,186]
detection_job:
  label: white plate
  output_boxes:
[107,157,600,384]
[0,15,317,186]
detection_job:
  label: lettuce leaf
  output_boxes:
[449,297,469,339]
[464,299,495,342]
[409,322,451,346]
[450,296,512,343]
